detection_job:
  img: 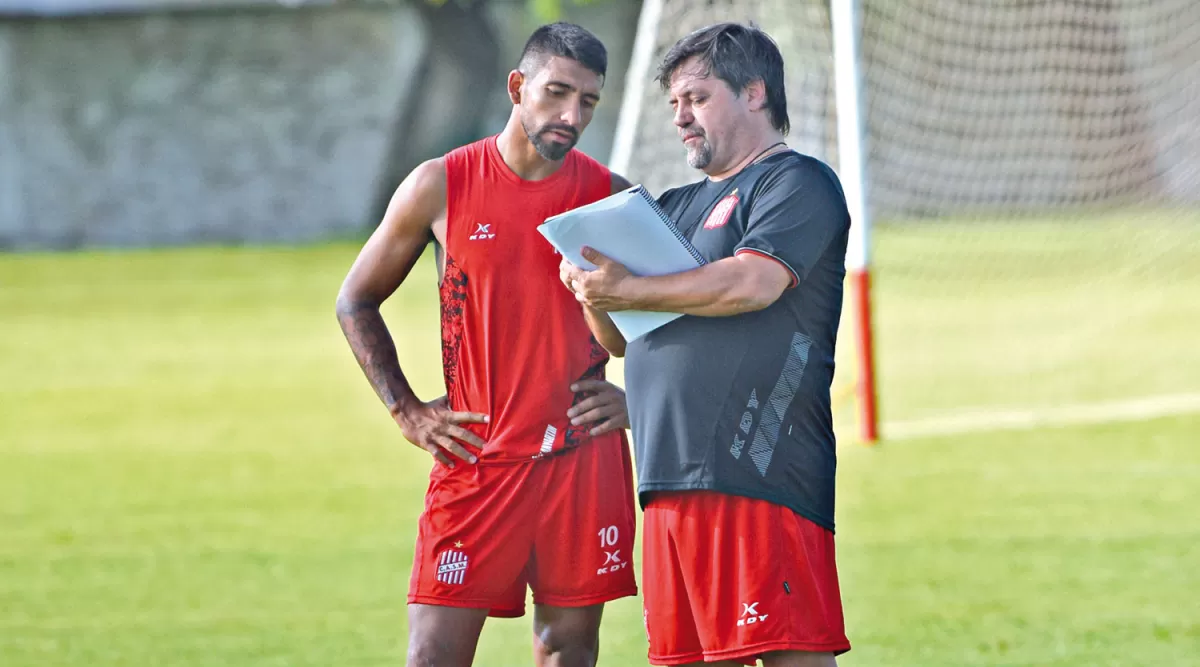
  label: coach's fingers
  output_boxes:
[444,424,486,450]
[580,246,617,268]
[448,410,490,424]
[574,290,589,304]
[434,435,478,464]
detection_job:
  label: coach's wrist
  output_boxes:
[618,276,653,311]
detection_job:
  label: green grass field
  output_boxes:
[2,218,1199,666]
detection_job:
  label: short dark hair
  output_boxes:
[517,22,608,80]
[656,22,789,135]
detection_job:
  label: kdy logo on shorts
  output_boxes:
[737,601,769,626]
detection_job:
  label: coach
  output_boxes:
[561,22,853,667]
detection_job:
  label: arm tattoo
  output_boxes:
[335,295,415,414]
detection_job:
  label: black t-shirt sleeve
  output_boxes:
[734,158,850,286]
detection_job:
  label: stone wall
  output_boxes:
[0,0,642,250]
[1,5,429,249]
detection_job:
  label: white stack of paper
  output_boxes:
[537,185,706,341]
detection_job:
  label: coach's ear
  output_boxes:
[745,78,767,113]
[508,70,524,105]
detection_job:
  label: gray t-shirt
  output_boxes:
[624,151,850,532]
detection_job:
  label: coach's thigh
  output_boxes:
[406,603,490,667]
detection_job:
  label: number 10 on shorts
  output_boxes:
[597,525,627,576]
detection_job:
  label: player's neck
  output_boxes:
[707,132,788,182]
[496,123,566,182]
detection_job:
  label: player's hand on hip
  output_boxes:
[394,396,489,467]
[569,246,635,312]
[566,379,630,436]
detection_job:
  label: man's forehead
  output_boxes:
[669,59,715,94]
[532,55,603,89]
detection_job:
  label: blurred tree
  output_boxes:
[370,0,613,225]
[371,0,501,223]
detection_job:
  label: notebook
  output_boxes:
[537,184,706,341]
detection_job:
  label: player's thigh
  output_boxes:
[406,603,489,667]
[409,461,539,608]
[530,436,637,605]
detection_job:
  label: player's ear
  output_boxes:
[507,70,524,105]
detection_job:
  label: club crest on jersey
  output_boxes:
[704,189,739,230]
[436,547,469,585]
[469,223,495,240]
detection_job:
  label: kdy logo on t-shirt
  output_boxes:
[704,188,740,230]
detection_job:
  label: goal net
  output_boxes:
[611,0,1200,442]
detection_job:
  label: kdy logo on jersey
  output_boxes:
[436,547,469,585]
[704,188,739,229]
[469,223,495,240]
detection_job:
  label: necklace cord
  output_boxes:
[675,141,790,237]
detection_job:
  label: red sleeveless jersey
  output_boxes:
[440,135,614,461]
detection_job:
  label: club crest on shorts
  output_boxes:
[436,547,469,585]
[704,189,740,229]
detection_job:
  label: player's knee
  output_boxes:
[403,633,458,667]
[533,633,598,667]
[406,603,486,667]
[532,610,602,666]
[406,632,471,667]
[762,651,838,667]
[534,623,599,655]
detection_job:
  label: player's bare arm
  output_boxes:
[335,158,489,467]
[564,246,791,317]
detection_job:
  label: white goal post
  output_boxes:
[609,0,1200,444]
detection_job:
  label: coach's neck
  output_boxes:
[707,124,788,182]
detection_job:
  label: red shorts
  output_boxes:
[642,490,850,665]
[408,432,638,617]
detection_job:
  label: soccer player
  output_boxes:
[335,23,638,667]
[560,22,852,667]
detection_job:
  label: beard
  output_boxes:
[683,131,713,169]
[522,114,578,161]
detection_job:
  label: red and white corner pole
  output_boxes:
[831,0,879,443]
